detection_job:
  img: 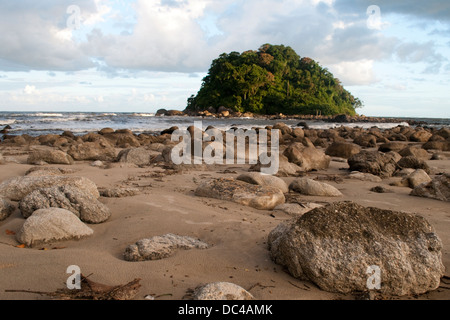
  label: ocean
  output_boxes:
[0,111,449,138]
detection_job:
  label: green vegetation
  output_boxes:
[186,44,362,116]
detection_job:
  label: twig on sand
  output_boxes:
[288,280,310,291]
[247,282,275,292]
[5,274,141,300]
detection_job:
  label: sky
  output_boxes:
[0,0,449,118]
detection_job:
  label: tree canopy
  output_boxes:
[186,44,362,116]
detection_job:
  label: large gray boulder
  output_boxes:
[273,202,323,217]
[398,146,431,161]
[193,282,254,300]
[268,201,445,296]
[400,169,432,189]
[397,156,431,174]
[410,129,432,142]
[249,154,302,177]
[27,149,74,165]
[0,197,14,221]
[124,234,209,261]
[195,178,285,210]
[410,173,450,202]
[19,185,111,224]
[16,208,94,247]
[237,172,289,193]
[117,147,162,166]
[283,143,330,172]
[68,140,116,162]
[0,175,100,201]
[289,178,343,197]
[422,140,450,152]
[326,142,361,159]
[348,151,398,177]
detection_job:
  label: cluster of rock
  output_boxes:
[153,109,428,127]
[0,169,110,247]
[0,121,448,299]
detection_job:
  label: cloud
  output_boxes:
[23,85,39,95]
[0,0,98,71]
[333,0,450,23]
[0,0,448,80]
[328,59,377,85]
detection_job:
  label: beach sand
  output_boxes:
[0,140,449,301]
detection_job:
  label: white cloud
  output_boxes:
[23,85,39,95]
[329,60,378,85]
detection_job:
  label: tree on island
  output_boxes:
[186,44,362,116]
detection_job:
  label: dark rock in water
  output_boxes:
[98,128,115,135]
[62,131,76,139]
[410,173,450,202]
[165,110,185,116]
[332,114,352,123]
[397,156,431,174]
[268,201,445,296]
[160,126,179,135]
[156,108,167,115]
[348,151,398,177]
[297,121,309,129]
[1,125,11,134]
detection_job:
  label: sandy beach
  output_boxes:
[0,124,449,301]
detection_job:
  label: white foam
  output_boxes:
[133,113,155,117]
[0,119,16,126]
[34,113,64,117]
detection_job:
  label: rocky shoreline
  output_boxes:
[0,120,449,300]
[154,108,429,126]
